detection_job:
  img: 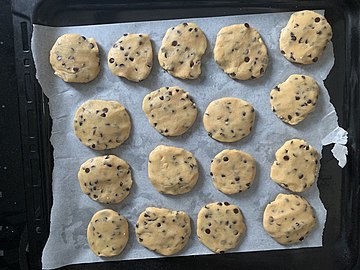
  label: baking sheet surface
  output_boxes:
[32,11,345,269]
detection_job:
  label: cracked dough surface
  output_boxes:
[49,33,100,83]
[263,193,316,244]
[135,207,191,256]
[279,10,332,64]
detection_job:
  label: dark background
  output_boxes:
[1,0,359,269]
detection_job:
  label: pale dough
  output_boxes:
[263,193,316,244]
[197,202,246,253]
[73,100,131,150]
[211,149,256,194]
[203,97,255,142]
[108,33,153,82]
[279,10,332,64]
[148,145,198,195]
[49,33,100,83]
[87,209,129,257]
[270,74,320,125]
[214,23,269,80]
[78,155,132,204]
[270,139,320,192]
[135,207,191,256]
[158,22,207,79]
[142,86,197,136]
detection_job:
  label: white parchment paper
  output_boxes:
[32,11,346,269]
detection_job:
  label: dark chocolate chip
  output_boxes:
[284,155,290,161]
[109,58,114,63]
[244,56,250,62]
[244,23,249,28]
[315,17,320,23]
[172,40,178,46]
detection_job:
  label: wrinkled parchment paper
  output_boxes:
[32,11,347,269]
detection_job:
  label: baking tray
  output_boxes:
[11,0,360,269]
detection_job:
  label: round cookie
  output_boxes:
[270,139,319,193]
[270,74,320,125]
[148,145,198,195]
[135,207,191,256]
[87,209,129,257]
[78,155,132,204]
[203,97,255,143]
[73,100,131,150]
[210,149,256,194]
[214,23,269,80]
[158,22,207,79]
[263,193,316,244]
[197,202,246,253]
[49,33,100,83]
[108,33,153,82]
[142,86,197,136]
[279,10,332,64]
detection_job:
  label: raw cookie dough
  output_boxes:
[211,149,256,194]
[203,97,255,143]
[158,22,207,79]
[214,23,269,80]
[271,139,320,192]
[142,86,197,136]
[279,10,333,64]
[108,33,153,82]
[135,207,191,255]
[78,155,132,204]
[197,202,246,253]
[49,33,100,83]
[73,100,131,150]
[87,209,129,257]
[263,193,316,244]
[148,145,198,195]
[270,74,320,125]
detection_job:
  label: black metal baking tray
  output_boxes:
[11,0,360,269]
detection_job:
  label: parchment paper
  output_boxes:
[32,11,347,269]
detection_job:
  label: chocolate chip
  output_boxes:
[224,202,230,206]
[244,23,249,28]
[284,155,290,161]
[183,23,188,26]
[281,50,285,54]
[315,17,320,23]
[89,43,94,49]
[295,96,300,100]
[109,58,114,63]
[233,208,239,214]
[223,156,229,162]
[244,56,250,62]
[85,168,90,173]
[312,57,318,62]
[205,228,211,234]
[73,67,79,72]
[288,115,292,121]
[172,40,178,46]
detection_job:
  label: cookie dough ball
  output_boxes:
[135,207,191,255]
[270,74,320,125]
[214,23,269,80]
[78,155,132,204]
[203,97,255,143]
[197,202,246,253]
[73,100,131,150]
[87,209,129,256]
[49,34,100,83]
[108,33,153,82]
[158,22,207,79]
[279,10,332,64]
[263,193,316,244]
[211,149,256,194]
[270,139,320,192]
[142,86,197,136]
[148,145,198,195]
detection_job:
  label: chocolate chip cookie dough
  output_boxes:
[73,100,131,150]
[158,22,207,79]
[197,202,246,253]
[210,149,256,194]
[148,145,199,195]
[108,33,153,82]
[263,193,316,244]
[270,74,320,125]
[135,207,191,255]
[78,155,132,204]
[214,23,269,80]
[203,97,255,143]
[270,139,320,192]
[49,33,100,83]
[142,86,197,136]
[279,10,332,64]
[87,209,129,257]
